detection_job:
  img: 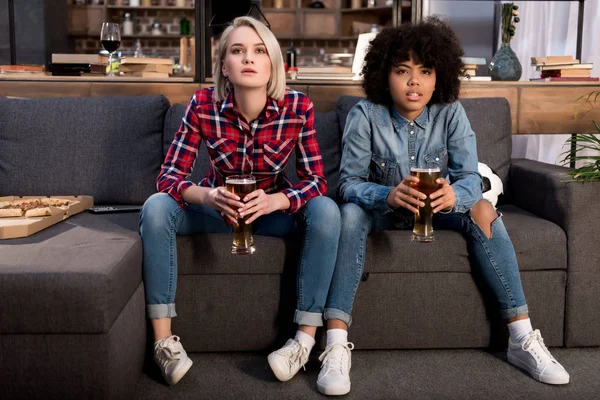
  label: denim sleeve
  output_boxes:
[447,102,483,213]
[337,102,394,213]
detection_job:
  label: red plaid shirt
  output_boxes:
[158,87,327,213]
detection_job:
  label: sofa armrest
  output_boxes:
[510,158,600,346]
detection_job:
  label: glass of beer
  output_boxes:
[225,175,257,255]
[409,167,441,242]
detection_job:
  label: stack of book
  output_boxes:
[119,57,173,78]
[459,57,491,82]
[530,56,597,81]
[49,54,107,76]
[295,66,355,81]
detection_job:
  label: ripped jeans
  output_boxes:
[326,202,528,326]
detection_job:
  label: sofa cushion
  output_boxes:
[0,212,142,334]
[165,105,340,200]
[363,205,566,274]
[0,95,169,204]
[335,96,512,197]
[283,110,341,199]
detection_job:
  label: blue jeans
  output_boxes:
[327,202,529,326]
[139,192,342,327]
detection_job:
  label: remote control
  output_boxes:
[88,205,142,214]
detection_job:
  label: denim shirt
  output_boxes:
[337,99,483,214]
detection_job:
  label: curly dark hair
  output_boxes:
[362,16,464,106]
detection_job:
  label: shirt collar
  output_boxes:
[219,89,282,121]
[391,105,430,130]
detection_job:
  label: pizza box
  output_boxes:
[0,195,94,239]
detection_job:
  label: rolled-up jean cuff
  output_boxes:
[324,308,352,327]
[500,304,529,319]
[294,310,323,327]
[147,303,177,319]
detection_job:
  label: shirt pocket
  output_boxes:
[424,147,448,177]
[370,154,400,187]
[205,137,239,171]
[263,138,295,173]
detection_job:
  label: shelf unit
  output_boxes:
[260,0,412,40]
[67,1,195,42]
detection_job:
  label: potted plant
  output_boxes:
[560,91,600,182]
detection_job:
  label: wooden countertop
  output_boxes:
[1,76,599,135]
[0,72,194,83]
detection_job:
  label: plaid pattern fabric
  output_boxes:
[158,87,326,213]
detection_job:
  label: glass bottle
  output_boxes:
[122,13,134,36]
[286,40,297,69]
[134,39,144,58]
[180,16,190,35]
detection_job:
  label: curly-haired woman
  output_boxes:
[320,16,570,395]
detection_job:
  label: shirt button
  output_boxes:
[410,156,415,160]
[381,162,385,167]
[410,130,414,135]
[435,157,440,161]
[410,122,414,126]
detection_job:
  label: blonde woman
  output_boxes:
[140,17,348,394]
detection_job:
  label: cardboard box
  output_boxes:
[0,195,94,239]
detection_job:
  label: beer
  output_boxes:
[225,175,257,254]
[409,167,441,242]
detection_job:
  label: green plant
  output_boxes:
[501,3,520,44]
[559,91,600,183]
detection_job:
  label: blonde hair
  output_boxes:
[214,16,286,102]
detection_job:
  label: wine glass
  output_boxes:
[100,23,121,77]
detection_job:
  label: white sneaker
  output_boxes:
[507,329,570,385]
[268,338,310,382]
[317,342,354,396]
[153,335,193,385]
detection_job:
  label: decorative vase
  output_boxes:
[489,43,522,81]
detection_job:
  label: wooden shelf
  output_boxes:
[122,34,188,39]
[68,5,105,9]
[340,6,393,13]
[106,6,195,10]
[68,33,186,39]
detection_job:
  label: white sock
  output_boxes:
[295,330,315,352]
[508,318,533,343]
[326,328,348,348]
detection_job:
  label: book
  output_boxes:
[120,71,170,78]
[52,53,107,64]
[537,63,593,71]
[120,57,173,65]
[297,66,352,74]
[530,77,599,82]
[531,60,580,67]
[531,55,576,64]
[295,74,355,81]
[47,63,105,76]
[462,57,487,65]
[459,76,492,82]
[541,69,591,78]
[119,63,173,74]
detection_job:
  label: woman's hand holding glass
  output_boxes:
[206,187,245,223]
[238,191,290,224]
[387,175,426,213]
[429,178,456,213]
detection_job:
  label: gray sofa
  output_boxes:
[1,94,598,400]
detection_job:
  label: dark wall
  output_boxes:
[0,0,69,65]
[13,0,45,64]
[0,0,10,64]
